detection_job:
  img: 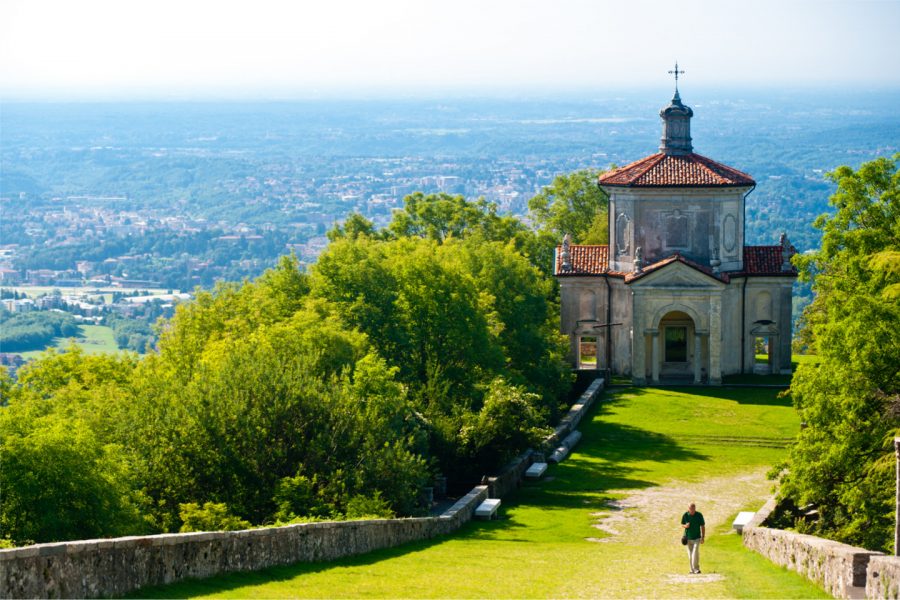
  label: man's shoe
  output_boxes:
[696,570,701,574]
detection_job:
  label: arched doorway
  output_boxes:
[647,309,705,383]
[659,311,695,380]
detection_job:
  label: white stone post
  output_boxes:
[651,330,660,383]
[895,437,900,555]
[693,333,702,383]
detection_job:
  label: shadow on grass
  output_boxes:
[616,384,793,408]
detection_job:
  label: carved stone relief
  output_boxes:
[723,214,737,253]
[615,213,632,256]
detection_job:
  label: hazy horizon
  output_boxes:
[3,0,899,101]
[4,83,900,104]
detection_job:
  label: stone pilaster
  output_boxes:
[631,296,646,384]
[694,333,702,383]
[709,295,722,384]
[650,330,660,383]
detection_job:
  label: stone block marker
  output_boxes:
[549,445,570,464]
[525,462,548,480]
[731,511,755,533]
[549,430,582,464]
[475,499,501,520]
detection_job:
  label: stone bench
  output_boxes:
[525,462,548,480]
[732,511,756,533]
[475,499,501,520]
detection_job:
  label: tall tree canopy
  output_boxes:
[777,154,900,552]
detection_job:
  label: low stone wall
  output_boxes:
[743,526,882,598]
[742,497,890,598]
[484,448,534,499]
[0,486,488,599]
[544,377,605,449]
[866,556,900,599]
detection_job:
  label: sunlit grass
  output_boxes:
[134,386,826,599]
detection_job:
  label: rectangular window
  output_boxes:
[665,327,687,362]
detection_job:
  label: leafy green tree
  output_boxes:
[528,169,609,244]
[327,212,381,242]
[777,154,900,552]
[461,378,551,472]
[311,231,569,479]
[387,192,526,244]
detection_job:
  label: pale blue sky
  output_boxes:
[1,0,898,99]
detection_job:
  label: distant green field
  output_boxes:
[17,324,121,359]
[139,386,826,599]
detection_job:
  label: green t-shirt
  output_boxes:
[681,511,705,540]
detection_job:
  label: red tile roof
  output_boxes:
[598,152,755,187]
[739,245,798,276]
[554,245,608,275]
[554,245,798,279]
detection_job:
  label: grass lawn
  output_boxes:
[17,325,121,360]
[135,386,826,599]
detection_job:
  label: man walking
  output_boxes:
[681,502,706,574]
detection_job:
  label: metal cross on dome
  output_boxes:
[668,62,685,92]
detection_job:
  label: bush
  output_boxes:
[345,492,396,520]
[179,502,251,533]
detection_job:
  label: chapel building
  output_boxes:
[555,88,796,384]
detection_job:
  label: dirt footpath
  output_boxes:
[570,468,774,597]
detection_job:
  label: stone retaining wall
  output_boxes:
[865,556,900,599]
[484,377,605,499]
[0,486,488,599]
[743,526,882,598]
[742,498,883,599]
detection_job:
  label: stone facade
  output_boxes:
[556,91,797,384]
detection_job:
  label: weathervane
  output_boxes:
[668,61,685,93]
